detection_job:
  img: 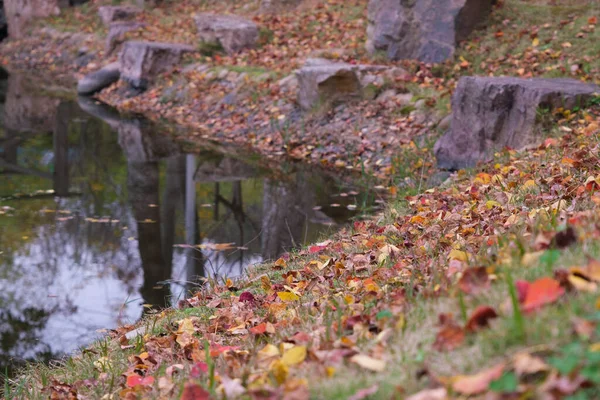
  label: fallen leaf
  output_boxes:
[126,375,155,388]
[458,267,490,295]
[350,354,386,372]
[180,382,211,400]
[348,384,379,400]
[433,314,465,352]
[277,291,300,302]
[521,277,565,312]
[513,352,548,376]
[282,346,307,366]
[406,388,447,400]
[453,363,505,395]
[465,306,498,332]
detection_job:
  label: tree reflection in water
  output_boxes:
[0,70,366,382]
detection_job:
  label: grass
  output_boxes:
[3,0,600,398]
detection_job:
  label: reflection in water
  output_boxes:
[0,70,369,380]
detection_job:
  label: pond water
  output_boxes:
[0,69,374,378]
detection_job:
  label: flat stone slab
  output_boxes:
[118,41,195,90]
[194,13,258,55]
[434,76,600,169]
[77,62,120,95]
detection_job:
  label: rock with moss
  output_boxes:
[194,13,258,55]
[434,76,600,169]
[366,0,494,63]
[118,41,195,90]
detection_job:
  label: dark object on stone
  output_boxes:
[106,21,146,55]
[434,77,600,170]
[366,0,494,63]
[118,41,195,90]
[98,5,141,27]
[77,62,120,95]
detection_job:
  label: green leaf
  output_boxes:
[376,309,393,320]
[549,354,580,375]
[489,371,518,393]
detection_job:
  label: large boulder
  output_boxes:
[118,41,195,89]
[98,5,141,27]
[194,13,258,55]
[366,0,493,63]
[4,0,61,39]
[77,62,120,95]
[434,77,600,169]
[296,58,391,111]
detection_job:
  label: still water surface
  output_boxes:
[0,69,372,376]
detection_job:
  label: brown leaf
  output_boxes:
[458,267,490,295]
[513,352,549,376]
[181,382,212,400]
[433,314,465,352]
[465,306,498,332]
[550,227,577,249]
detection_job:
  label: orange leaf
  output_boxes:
[522,277,565,312]
[453,363,505,395]
[126,375,155,388]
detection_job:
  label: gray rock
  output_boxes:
[106,21,145,55]
[395,92,413,105]
[366,0,493,63]
[98,5,141,27]
[194,13,258,55]
[4,0,61,39]
[118,41,195,90]
[278,74,298,93]
[434,77,600,170]
[77,62,120,95]
[296,58,389,110]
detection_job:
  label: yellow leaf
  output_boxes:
[485,200,502,209]
[178,318,195,335]
[448,249,468,262]
[522,180,538,191]
[277,291,299,302]
[590,342,600,352]
[269,360,289,384]
[261,275,273,294]
[258,344,280,360]
[568,274,598,292]
[282,346,307,366]
[350,354,386,372]
[532,37,540,47]
[326,366,336,377]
